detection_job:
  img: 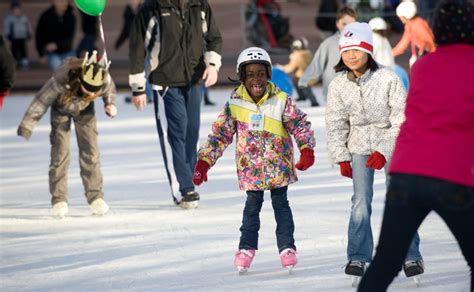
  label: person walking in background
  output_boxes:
[368,17,395,70]
[192,47,315,273]
[299,6,357,103]
[35,0,76,70]
[76,11,98,58]
[392,0,436,68]
[3,1,33,70]
[128,0,222,209]
[276,37,319,106]
[114,0,142,51]
[358,1,474,290]
[17,51,117,218]
[325,22,424,280]
[0,35,16,110]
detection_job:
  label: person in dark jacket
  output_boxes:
[0,35,16,109]
[358,1,474,291]
[35,0,76,70]
[76,11,98,58]
[128,0,222,209]
[115,0,142,50]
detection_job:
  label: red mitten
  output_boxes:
[366,151,386,170]
[339,161,352,178]
[0,90,8,110]
[295,148,315,171]
[192,160,210,185]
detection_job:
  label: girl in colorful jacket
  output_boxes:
[325,22,424,279]
[17,51,116,219]
[192,47,315,273]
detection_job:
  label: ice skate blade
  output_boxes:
[180,201,199,209]
[351,276,361,287]
[413,276,420,286]
[284,265,295,274]
[237,266,248,275]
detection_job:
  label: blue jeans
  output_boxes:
[239,186,296,253]
[359,174,474,291]
[158,85,203,196]
[348,154,422,262]
[48,51,76,71]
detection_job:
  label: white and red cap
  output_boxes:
[339,22,374,56]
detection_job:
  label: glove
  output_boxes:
[192,160,210,185]
[0,90,8,110]
[295,148,315,171]
[366,151,386,170]
[339,161,352,178]
[17,126,32,140]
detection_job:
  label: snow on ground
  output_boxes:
[0,88,470,291]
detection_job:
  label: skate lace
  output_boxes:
[404,260,424,269]
[280,248,297,257]
[236,249,254,258]
[348,261,365,268]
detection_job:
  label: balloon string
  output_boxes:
[98,15,108,63]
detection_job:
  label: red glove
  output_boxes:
[192,160,209,185]
[366,151,386,170]
[0,90,8,110]
[339,161,352,178]
[295,148,315,171]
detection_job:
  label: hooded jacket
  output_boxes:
[198,82,315,191]
[128,0,222,93]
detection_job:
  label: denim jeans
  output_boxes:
[155,85,203,196]
[48,51,76,71]
[348,154,422,262]
[239,186,296,253]
[359,174,474,291]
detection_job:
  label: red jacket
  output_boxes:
[389,44,474,187]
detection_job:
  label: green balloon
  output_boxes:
[75,0,106,16]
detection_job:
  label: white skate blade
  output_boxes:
[237,266,248,274]
[284,265,295,274]
[179,200,199,209]
[413,276,421,286]
[351,276,361,287]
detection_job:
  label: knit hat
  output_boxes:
[432,0,474,45]
[339,22,374,56]
[80,50,110,92]
[396,1,417,20]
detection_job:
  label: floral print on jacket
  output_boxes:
[198,82,315,191]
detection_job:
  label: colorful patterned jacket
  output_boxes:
[198,82,315,191]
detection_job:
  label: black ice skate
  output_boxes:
[404,260,424,277]
[180,191,200,209]
[345,261,366,287]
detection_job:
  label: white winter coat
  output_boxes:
[325,67,406,163]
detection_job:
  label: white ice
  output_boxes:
[0,88,470,291]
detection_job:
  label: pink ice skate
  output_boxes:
[280,248,297,273]
[234,249,255,274]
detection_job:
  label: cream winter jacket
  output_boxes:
[325,67,406,163]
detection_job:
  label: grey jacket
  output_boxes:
[18,59,116,138]
[298,32,341,100]
[325,67,406,163]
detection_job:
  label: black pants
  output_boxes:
[10,38,27,62]
[358,174,474,292]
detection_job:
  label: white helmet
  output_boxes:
[368,17,387,31]
[236,47,272,80]
[396,1,417,20]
